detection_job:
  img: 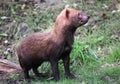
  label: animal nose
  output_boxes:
[82,14,90,21]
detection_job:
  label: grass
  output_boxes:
[1,0,120,84]
[106,44,120,63]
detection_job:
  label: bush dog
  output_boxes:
[17,8,90,81]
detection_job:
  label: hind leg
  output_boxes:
[19,58,31,79]
[20,63,32,79]
[32,65,46,77]
[32,66,40,77]
[23,67,31,79]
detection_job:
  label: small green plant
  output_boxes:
[71,40,99,65]
[106,45,120,63]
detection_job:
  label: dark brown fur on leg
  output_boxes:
[50,58,59,81]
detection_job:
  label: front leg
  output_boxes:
[62,54,76,79]
[50,59,60,81]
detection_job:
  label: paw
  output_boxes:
[36,73,47,77]
[39,73,47,77]
[65,73,76,79]
[24,77,31,83]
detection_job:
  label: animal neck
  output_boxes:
[51,22,77,44]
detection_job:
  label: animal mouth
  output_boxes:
[79,19,89,25]
[79,15,90,25]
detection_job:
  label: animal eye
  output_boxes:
[78,12,82,19]
[78,12,80,16]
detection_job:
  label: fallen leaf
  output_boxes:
[0,33,8,37]
[21,4,26,10]
[0,16,8,20]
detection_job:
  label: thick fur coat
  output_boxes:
[17,8,90,81]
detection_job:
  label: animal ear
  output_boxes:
[65,9,70,18]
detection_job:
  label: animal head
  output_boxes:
[56,8,90,28]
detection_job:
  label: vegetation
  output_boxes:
[0,0,120,84]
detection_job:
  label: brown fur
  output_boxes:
[17,8,90,81]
